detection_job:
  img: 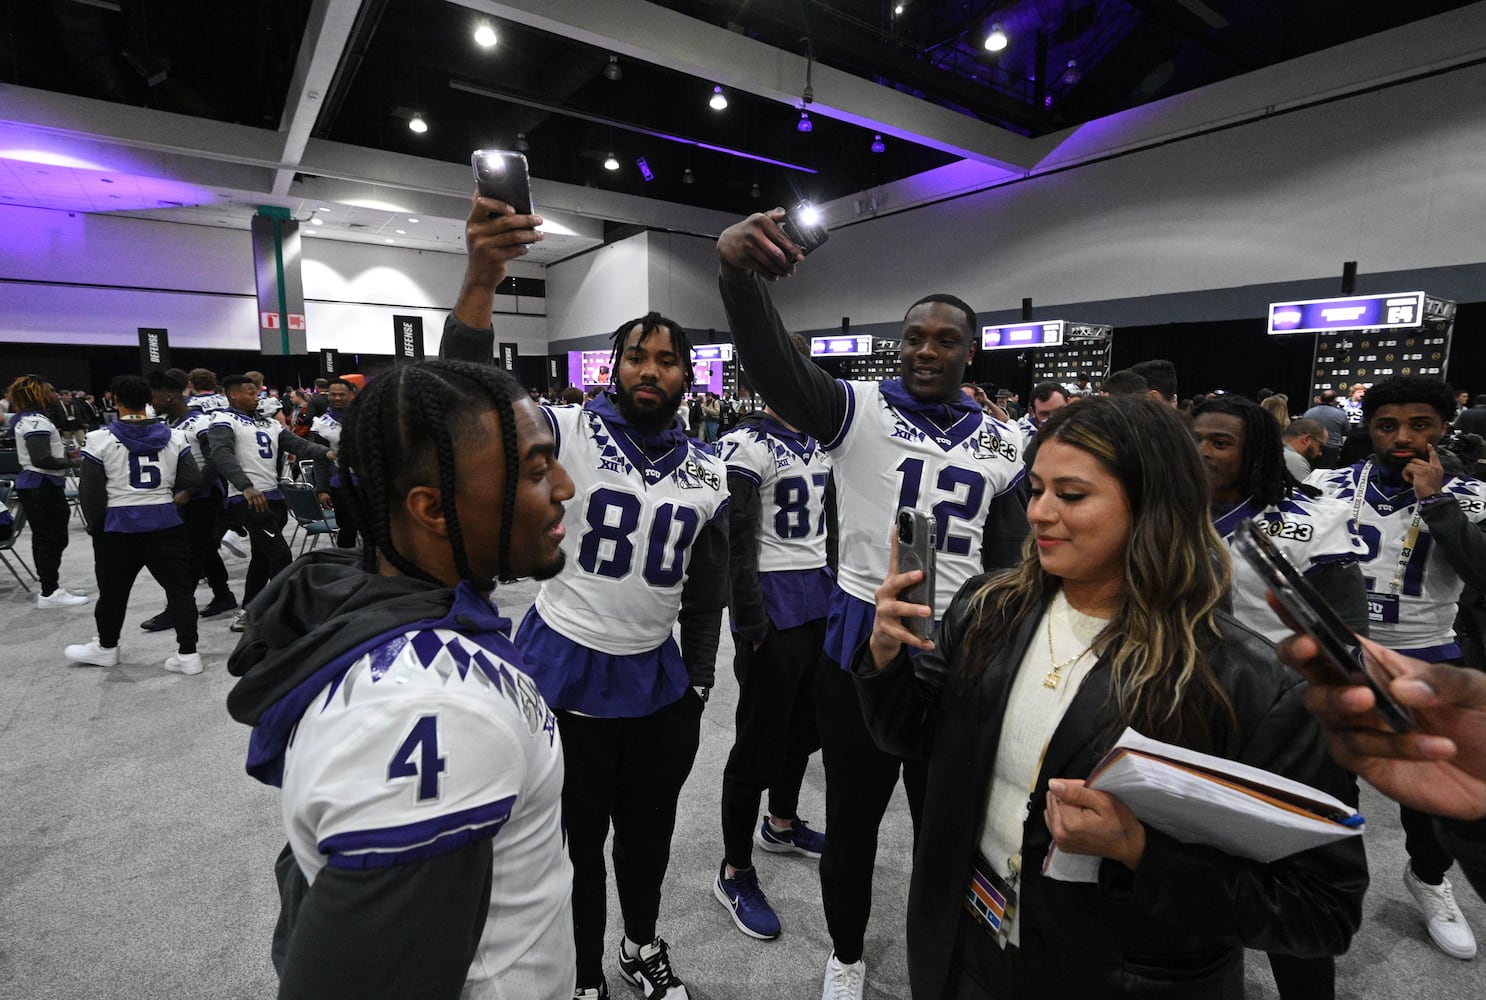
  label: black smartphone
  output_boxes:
[471,149,533,214]
[1234,519,1416,731]
[777,201,830,256]
[896,508,937,642]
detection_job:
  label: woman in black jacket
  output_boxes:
[854,395,1369,1000]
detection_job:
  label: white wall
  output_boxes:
[545,231,651,345]
[0,205,548,355]
[766,62,1486,331]
[645,230,730,337]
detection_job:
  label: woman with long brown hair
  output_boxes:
[6,375,86,608]
[854,395,1368,999]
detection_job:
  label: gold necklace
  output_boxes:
[1044,611,1093,689]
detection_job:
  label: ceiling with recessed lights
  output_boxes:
[0,0,1483,262]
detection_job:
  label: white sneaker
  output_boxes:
[821,953,866,1000]
[64,638,118,667]
[221,534,247,558]
[164,652,204,676]
[38,588,88,609]
[1405,866,1477,959]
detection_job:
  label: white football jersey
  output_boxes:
[186,391,229,414]
[1307,463,1486,653]
[258,394,283,419]
[210,408,284,497]
[11,412,66,480]
[828,380,1023,611]
[533,404,729,655]
[310,410,343,450]
[282,627,573,1000]
[81,423,192,532]
[172,410,213,469]
[718,418,831,574]
[1213,492,1367,642]
[1016,413,1040,447]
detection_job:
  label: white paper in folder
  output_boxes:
[1042,727,1365,884]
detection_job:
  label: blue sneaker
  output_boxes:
[713,862,782,940]
[755,816,826,858]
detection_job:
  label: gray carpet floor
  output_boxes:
[0,516,1482,999]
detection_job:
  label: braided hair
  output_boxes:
[7,375,52,414]
[1192,394,1302,506]
[608,311,694,390]
[338,360,525,589]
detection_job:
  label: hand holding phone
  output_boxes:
[1235,520,1416,731]
[777,201,829,256]
[896,508,937,643]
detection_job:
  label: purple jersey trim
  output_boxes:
[15,470,64,489]
[104,503,183,533]
[319,795,517,870]
[514,607,688,718]
[751,567,834,632]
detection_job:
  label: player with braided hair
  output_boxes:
[6,374,87,607]
[443,193,729,1000]
[310,378,361,547]
[228,359,576,1000]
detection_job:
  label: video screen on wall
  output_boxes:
[568,348,724,395]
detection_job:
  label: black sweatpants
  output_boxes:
[720,620,825,870]
[329,485,359,548]
[815,660,926,966]
[92,526,197,652]
[230,499,290,604]
[1402,657,1476,885]
[17,479,70,594]
[558,692,704,989]
[183,495,232,598]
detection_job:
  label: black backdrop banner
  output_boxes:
[393,315,425,365]
[137,328,170,373]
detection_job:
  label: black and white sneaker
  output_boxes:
[617,937,689,999]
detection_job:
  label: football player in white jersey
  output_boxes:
[1018,380,1071,446]
[713,334,835,942]
[208,375,332,631]
[227,360,577,1000]
[184,367,229,414]
[1192,393,1367,1000]
[717,211,1027,1000]
[1307,375,1486,962]
[443,193,728,1000]
[5,374,86,607]
[136,370,238,634]
[311,378,359,547]
[64,375,202,672]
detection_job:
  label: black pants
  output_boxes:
[183,496,232,598]
[230,499,290,604]
[17,479,70,594]
[92,526,197,652]
[720,620,824,870]
[948,911,1024,1000]
[1402,658,1476,884]
[815,660,927,966]
[329,485,359,548]
[558,692,704,989]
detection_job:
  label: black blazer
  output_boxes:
[854,578,1369,1000]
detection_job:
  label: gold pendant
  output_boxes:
[1044,671,1061,689]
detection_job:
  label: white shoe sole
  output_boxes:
[712,877,781,940]
[756,828,822,859]
[165,660,204,676]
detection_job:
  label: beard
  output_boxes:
[529,549,566,582]
[613,378,685,433]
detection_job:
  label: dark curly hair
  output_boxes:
[1192,394,1304,506]
[1361,375,1456,424]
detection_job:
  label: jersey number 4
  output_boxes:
[387,715,446,802]
[577,487,701,585]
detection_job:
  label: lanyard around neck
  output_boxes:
[1350,460,1424,595]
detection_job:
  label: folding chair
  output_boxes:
[281,482,338,556]
[0,479,37,592]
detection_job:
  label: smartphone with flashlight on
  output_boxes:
[1234,519,1416,731]
[471,149,533,214]
[896,508,937,642]
[778,201,830,256]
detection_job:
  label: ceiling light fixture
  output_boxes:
[1061,59,1081,86]
[604,55,622,81]
[316,206,331,212]
[474,23,497,48]
[407,217,419,223]
[310,217,324,226]
[408,114,428,134]
[682,168,695,185]
[384,238,395,244]
[604,152,620,171]
[395,229,406,234]
[870,134,886,154]
[750,181,761,199]
[984,23,1008,52]
[894,3,905,15]
[797,110,813,133]
[709,85,728,111]
[514,132,530,152]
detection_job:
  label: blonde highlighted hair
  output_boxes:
[6,375,52,415]
[958,396,1236,749]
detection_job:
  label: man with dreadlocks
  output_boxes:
[717,211,1027,1000]
[6,374,88,607]
[1191,394,1367,1000]
[226,360,577,1000]
[442,193,729,1000]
